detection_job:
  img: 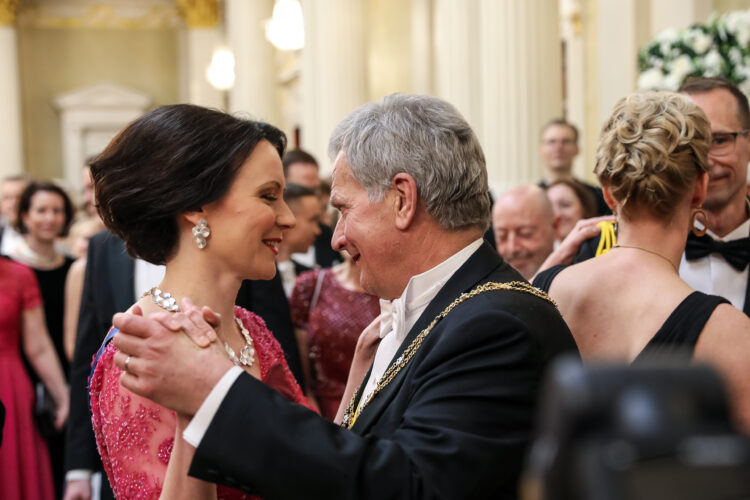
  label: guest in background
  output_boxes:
[492,184,558,280]
[62,216,104,361]
[0,256,69,500]
[283,148,342,269]
[276,183,322,297]
[290,250,380,419]
[533,92,750,430]
[11,180,75,497]
[0,174,31,256]
[318,178,333,227]
[544,179,597,242]
[538,119,609,216]
[679,77,750,316]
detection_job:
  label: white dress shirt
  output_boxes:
[360,238,484,403]
[277,260,297,298]
[183,238,485,447]
[680,217,750,310]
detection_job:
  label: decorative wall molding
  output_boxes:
[16,1,182,29]
[0,0,18,26]
[54,83,151,192]
[176,0,218,28]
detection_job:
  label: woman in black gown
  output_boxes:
[533,92,750,431]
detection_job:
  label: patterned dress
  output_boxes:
[290,269,380,420]
[89,307,312,499]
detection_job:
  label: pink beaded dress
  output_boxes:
[290,269,380,420]
[0,257,55,500]
[89,307,312,500]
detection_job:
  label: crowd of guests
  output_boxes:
[0,75,748,499]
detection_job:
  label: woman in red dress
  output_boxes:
[290,252,380,420]
[88,105,314,500]
[0,256,69,499]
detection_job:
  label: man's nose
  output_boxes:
[331,219,346,251]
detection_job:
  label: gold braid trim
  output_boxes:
[341,281,556,429]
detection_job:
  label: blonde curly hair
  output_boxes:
[594,91,710,219]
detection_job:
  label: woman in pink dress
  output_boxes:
[88,104,313,499]
[0,256,69,499]
[290,252,380,420]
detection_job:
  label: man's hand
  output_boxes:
[62,479,91,500]
[112,298,233,416]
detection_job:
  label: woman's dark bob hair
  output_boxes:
[90,104,286,264]
[15,181,75,237]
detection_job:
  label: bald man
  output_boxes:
[493,185,558,280]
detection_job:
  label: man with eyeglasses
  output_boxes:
[679,77,750,316]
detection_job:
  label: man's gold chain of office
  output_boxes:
[341,280,557,430]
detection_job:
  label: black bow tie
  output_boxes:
[685,232,750,271]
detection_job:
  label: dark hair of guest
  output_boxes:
[282,148,319,177]
[15,181,75,237]
[90,104,286,264]
[283,183,318,204]
[679,76,750,129]
[544,179,597,219]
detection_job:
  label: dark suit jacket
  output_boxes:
[314,223,342,268]
[65,230,133,499]
[235,269,304,385]
[189,242,578,499]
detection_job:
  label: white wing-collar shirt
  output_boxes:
[680,215,750,310]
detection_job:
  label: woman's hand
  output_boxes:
[534,215,616,278]
[54,391,70,430]
[334,315,383,424]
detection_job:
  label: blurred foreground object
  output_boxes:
[525,357,750,500]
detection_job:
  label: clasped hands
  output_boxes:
[111,298,233,417]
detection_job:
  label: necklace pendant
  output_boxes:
[239,345,256,366]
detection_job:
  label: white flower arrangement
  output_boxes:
[638,9,750,95]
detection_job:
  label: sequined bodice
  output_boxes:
[90,306,311,499]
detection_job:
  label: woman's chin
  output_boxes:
[246,264,278,282]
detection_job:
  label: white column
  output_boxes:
[433,0,482,134]
[560,0,587,180]
[225,0,280,124]
[0,1,23,177]
[301,0,367,174]
[410,0,433,95]
[596,0,642,128]
[477,0,563,195]
[177,0,225,108]
[184,28,225,108]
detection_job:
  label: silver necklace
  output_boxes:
[143,287,256,368]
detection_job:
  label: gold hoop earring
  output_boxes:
[690,207,707,237]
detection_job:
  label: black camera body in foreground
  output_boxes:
[525,358,750,500]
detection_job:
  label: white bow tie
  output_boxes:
[379,298,406,340]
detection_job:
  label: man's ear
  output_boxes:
[391,173,418,231]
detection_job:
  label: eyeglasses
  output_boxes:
[709,129,749,157]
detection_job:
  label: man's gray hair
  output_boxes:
[328,94,491,231]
